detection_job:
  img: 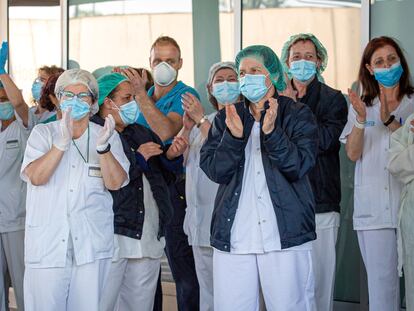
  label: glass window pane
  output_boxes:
[242,0,361,93]
[371,0,414,80]
[68,0,194,86]
[8,5,61,104]
[219,0,235,62]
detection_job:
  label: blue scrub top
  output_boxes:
[136,81,200,144]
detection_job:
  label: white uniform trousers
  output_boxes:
[24,243,111,311]
[357,229,399,311]
[312,226,338,311]
[0,230,25,311]
[193,246,214,311]
[100,257,160,311]
[213,249,315,311]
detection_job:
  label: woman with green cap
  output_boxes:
[200,45,318,310]
[167,61,241,311]
[280,33,348,311]
[92,72,182,311]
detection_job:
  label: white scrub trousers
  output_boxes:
[193,246,214,311]
[0,230,25,311]
[100,257,160,311]
[213,249,315,311]
[357,229,399,311]
[24,244,111,311]
[312,226,338,311]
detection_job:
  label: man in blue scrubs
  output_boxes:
[123,36,200,311]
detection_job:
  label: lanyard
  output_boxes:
[72,126,90,163]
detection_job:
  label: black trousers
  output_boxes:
[153,178,200,311]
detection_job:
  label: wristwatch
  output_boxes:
[197,115,208,128]
[383,115,395,127]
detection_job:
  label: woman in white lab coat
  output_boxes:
[340,36,414,311]
[21,69,130,311]
[388,113,414,311]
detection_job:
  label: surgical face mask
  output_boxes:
[212,81,240,105]
[31,79,44,102]
[0,102,14,120]
[373,61,404,88]
[112,99,140,125]
[153,62,177,86]
[60,97,90,120]
[289,60,317,83]
[239,74,270,103]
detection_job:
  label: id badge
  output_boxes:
[6,139,19,149]
[365,120,375,127]
[88,166,102,178]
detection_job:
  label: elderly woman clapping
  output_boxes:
[21,69,130,311]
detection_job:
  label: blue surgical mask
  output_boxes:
[31,80,44,102]
[239,74,270,103]
[60,97,90,120]
[212,81,240,105]
[374,62,404,88]
[114,100,140,125]
[0,102,14,120]
[289,60,317,83]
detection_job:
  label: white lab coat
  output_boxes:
[388,113,414,311]
[21,121,130,268]
[20,120,130,311]
[340,95,414,230]
[0,111,36,311]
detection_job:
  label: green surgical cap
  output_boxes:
[97,73,128,106]
[280,33,328,81]
[235,45,286,91]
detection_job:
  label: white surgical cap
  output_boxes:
[55,69,99,115]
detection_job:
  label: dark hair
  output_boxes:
[38,73,62,112]
[150,36,181,58]
[358,36,414,106]
[38,65,64,77]
[207,93,219,111]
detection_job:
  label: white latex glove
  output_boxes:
[97,114,115,151]
[54,109,73,151]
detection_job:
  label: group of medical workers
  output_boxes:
[0,32,413,311]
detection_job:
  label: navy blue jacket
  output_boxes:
[296,78,348,214]
[91,115,181,240]
[200,94,319,251]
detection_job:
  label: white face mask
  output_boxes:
[153,62,177,86]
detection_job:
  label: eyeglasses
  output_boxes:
[60,91,93,101]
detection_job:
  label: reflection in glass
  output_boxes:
[68,0,194,85]
[8,5,61,104]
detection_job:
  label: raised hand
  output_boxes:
[181,92,205,123]
[379,85,391,123]
[166,136,189,159]
[97,114,115,149]
[0,41,8,75]
[262,97,278,135]
[225,104,243,138]
[54,109,73,151]
[348,88,366,123]
[121,68,148,96]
